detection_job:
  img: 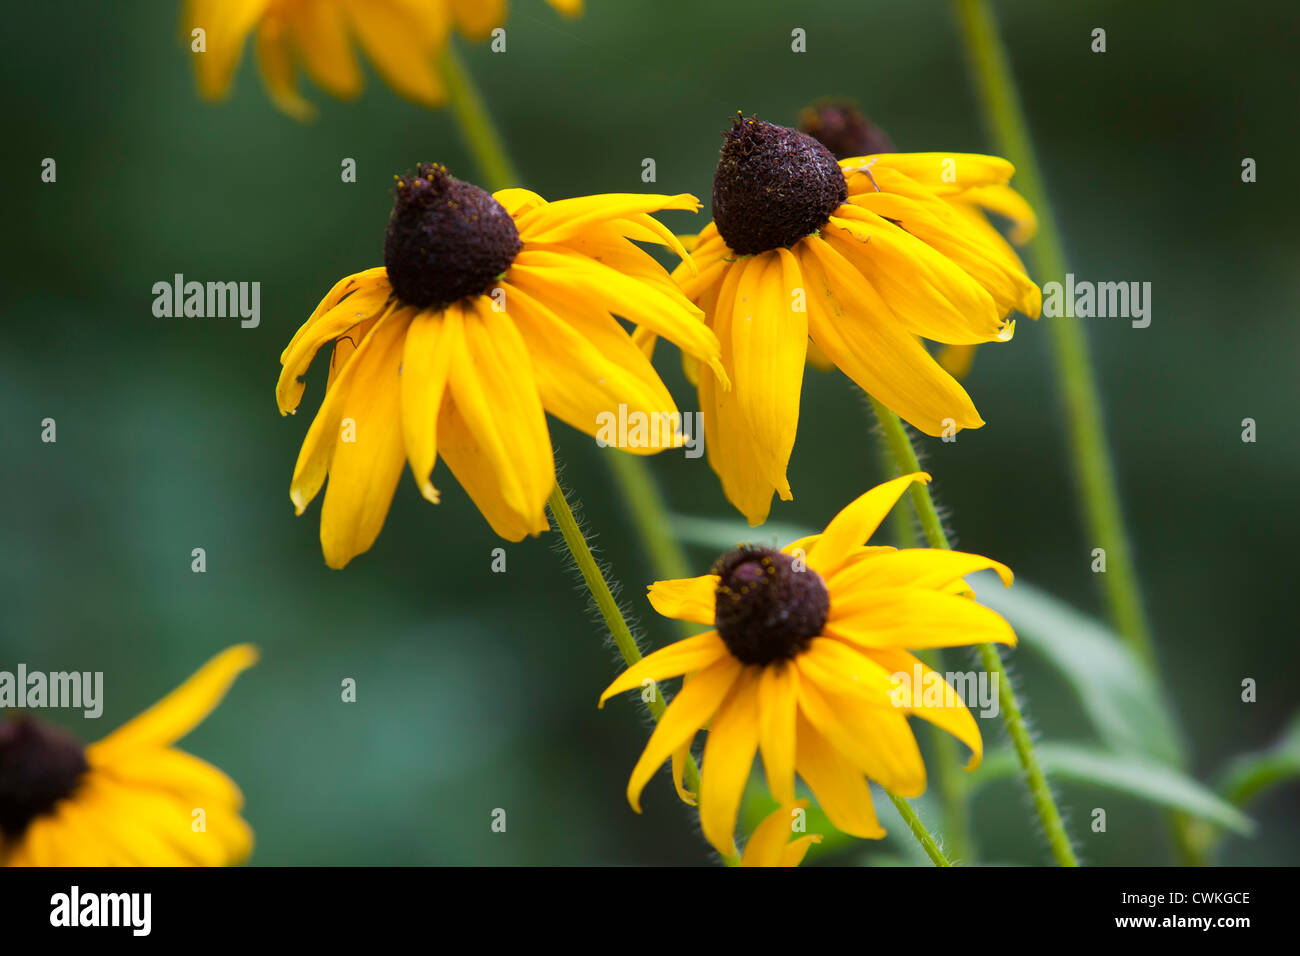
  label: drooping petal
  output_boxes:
[254,19,314,120]
[318,308,412,568]
[338,0,448,107]
[800,238,983,437]
[449,0,506,40]
[700,259,779,524]
[188,0,273,102]
[400,307,458,503]
[794,714,885,839]
[740,800,814,867]
[444,298,554,534]
[284,0,363,100]
[730,249,806,495]
[515,193,700,245]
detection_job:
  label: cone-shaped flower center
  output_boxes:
[0,718,87,839]
[713,546,830,666]
[711,116,848,256]
[799,101,896,160]
[384,163,522,310]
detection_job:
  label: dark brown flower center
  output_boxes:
[0,717,88,840]
[712,546,829,666]
[383,162,522,310]
[711,115,847,256]
[798,101,896,160]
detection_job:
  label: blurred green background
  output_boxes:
[2,0,1296,865]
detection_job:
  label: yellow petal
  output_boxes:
[828,547,1013,592]
[284,0,363,100]
[318,308,411,568]
[444,298,554,532]
[794,714,885,839]
[646,574,717,626]
[868,648,985,770]
[826,587,1018,650]
[400,307,457,503]
[797,674,926,797]
[599,630,728,706]
[277,272,392,414]
[699,669,761,856]
[187,0,272,102]
[805,473,930,575]
[625,655,741,812]
[699,260,777,524]
[254,19,314,120]
[757,663,799,804]
[338,0,448,107]
[800,238,983,437]
[730,249,806,496]
[450,0,505,40]
[740,799,811,867]
[516,193,700,245]
[89,645,258,757]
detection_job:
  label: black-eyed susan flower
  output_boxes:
[599,474,1016,857]
[799,101,1038,380]
[667,114,1040,525]
[0,646,256,867]
[278,163,725,568]
[184,0,581,119]
[740,800,822,867]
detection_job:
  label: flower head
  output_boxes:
[670,114,1040,524]
[184,0,582,119]
[278,164,725,567]
[0,646,257,866]
[599,474,1016,857]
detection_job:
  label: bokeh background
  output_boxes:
[2,0,1296,865]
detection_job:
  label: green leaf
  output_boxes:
[1216,711,1300,807]
[973,573,1186,767]
[971,743,1254,835]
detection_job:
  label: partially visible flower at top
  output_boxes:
[740,800,822,867]
[659,113,1040,524]
[0,645,257,866]
[184,0,582,119]
[599,474,1016,857]
[278,163,725,568]
[799,100,1038,379]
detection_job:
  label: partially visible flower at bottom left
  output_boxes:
[0,645,257,866]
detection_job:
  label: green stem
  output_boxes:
[546,484,706,804]
[949,0,1206,865]
[871,398,1080,866]
[876,425,975,861]
[887,793,952,867]
[438,41,519,191]
[949,0,1154,669]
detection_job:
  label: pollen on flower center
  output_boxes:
[0,718,88,839]
[384,162,522,310]
[711,115,848,256]
[712,546,830,666]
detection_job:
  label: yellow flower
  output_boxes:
[797,101,1038,380]
[278,163,724,568]
[0,646,257,866]
[184,0,582,119]
[599,474,1016,857]
[740,800,822,867]
[669,114,1040,525]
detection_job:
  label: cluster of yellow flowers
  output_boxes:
[2,1,1042,868]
